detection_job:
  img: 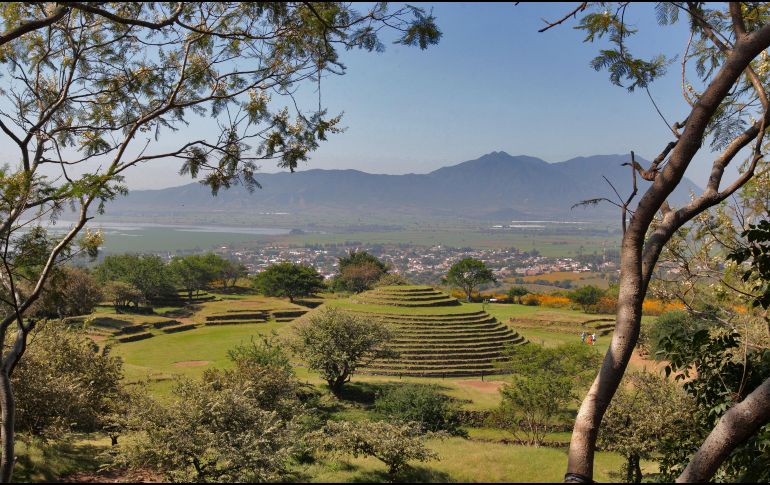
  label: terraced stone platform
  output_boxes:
[346,286,527,377]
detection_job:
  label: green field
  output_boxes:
[89,221,620,257]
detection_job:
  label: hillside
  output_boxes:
[105,152,702,222]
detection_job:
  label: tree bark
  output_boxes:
[0,371,15,483]
[677,376,770,482]
[564,20,770,483]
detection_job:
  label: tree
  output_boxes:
[309,420,441,481]
[598,372,699,483]
[445,258,495,301]
[219,260,248,289]
[490,343,601,447]
[103,281,144,310]
[568,285,605,313]
[30,266,103,318]
[535,5,770,481]
[252,262,325,303]
[291,307,396,394]
[96,255,174,303]
[168,255,215,302]
[0,3,440,480]
[507,286,529,304]
[336,251,389,293]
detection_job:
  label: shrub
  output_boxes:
[374,384,464,436]
[14,323,124,438]
[642,298,685,316]
[594,295,618,314]
[522,294,541,306]
[374,273,410,287]
[568,285,605,312]
[112,378,298,483]
[538,294,571,308]
[308,420,441,480]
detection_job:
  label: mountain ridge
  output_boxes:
[106,152,702,222]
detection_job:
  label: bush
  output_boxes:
[568,285,605,312]
[14,323,124,438]
[594,295,618,314]
[308,420,442,480]
[522,294,541,306]
[374,384,464,436]
[374,273,410,287]
[112,341,303,482]
[538,294,571,308]
[113,378,298,482]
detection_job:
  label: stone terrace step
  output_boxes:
[116,332,153,343]
[206,312,268,321]
[204,319,267,326]
[161,323,198,333]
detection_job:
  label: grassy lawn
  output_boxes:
[302,437,634,483]
[113,321,287,385]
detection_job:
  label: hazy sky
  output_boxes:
[83,3,743,189]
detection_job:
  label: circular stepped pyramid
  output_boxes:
[349,286,527,377]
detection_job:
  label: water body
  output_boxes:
[41,220,290,253]
[49,220,290,236]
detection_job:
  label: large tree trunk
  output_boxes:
[677,376,770,482]
[0,371,14,483]
[564,20,770,482]
[566,235,644,482]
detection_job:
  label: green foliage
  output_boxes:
[291,307,396,393]
[507,286,529,304]
[598,372,699,483]
[252,262,325,302]
[656,317,770,481]
[309,420,441,480]
[112,337,304,482]
[30,266,103,318]
[95,255,174,303]
[336,251,389,293]
[445,258,495,301]
[103,281,144,309]
[168,254,218,301]
[13,323,124,439]
[227,333,292,374]
[374,273,411,287]
[568,285,605,312]
[491,344,601,446]
[112,378,298,483]
[728,219,770,309]
[374,384,464,436]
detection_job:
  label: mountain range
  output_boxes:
[106,152,702,223]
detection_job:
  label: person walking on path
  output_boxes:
[587,333,593,346]
[591,333,597,346]
[581,332,587,344]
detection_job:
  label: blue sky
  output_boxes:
[90,3,742,189]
